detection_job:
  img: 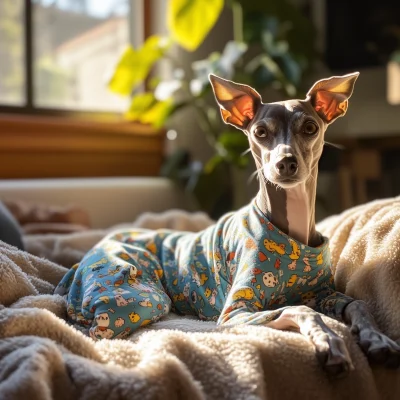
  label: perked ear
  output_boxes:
[306,72,359,124]
[209,74,262,130]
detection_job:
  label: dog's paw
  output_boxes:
[357,328,400,368]
[315,334,354,378]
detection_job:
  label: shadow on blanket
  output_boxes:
[1,200,400,400]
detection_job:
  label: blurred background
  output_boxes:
[0,0,400,233]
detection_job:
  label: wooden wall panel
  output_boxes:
[0,114,165,179]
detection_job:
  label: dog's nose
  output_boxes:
[275,156,298,177]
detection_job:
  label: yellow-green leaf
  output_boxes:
[205,155,224,173]
[125,93,174,128]
[108,46,139,96]
[125,92,156,120]
[108,36,171,96]
[141,98,175,128]
[141,35,171,60]
[167,0,224,51]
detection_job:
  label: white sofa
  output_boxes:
[0,177,190,229]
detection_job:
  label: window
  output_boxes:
[0,0,144,113]
[0,0,25,106]
[0,1,163,180]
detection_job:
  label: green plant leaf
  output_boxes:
[108,36,170,96]
[218,130,248,149]
[237,0,316,61]
[125,92,175,128]
[205,154,224,173]
[142,35,171,58]
[154,80,182,101]
[245,54,296,96]
[167,0,224,51]
[148,76,162,90]
[125,92,156,120]
[206,130,251,171]
[279,53,301,85]
[108,46,138,96]
[190,40,247,96]
[391,50,400,62]
[218,41,248,75]
[141,98,175,128]
[261,30,288,57]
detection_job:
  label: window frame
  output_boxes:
[0,0,148,116]
[0,0,165,180]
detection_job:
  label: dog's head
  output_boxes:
[209,73,359,189]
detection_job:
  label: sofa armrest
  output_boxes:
[0,177,189,229]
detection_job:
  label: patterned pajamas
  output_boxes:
[55,200,354,340]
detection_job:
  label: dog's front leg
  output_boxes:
[267,305,353,377]
[219,287,353,377]
[343,300,400,368]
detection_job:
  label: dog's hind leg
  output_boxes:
[88,280,172,340]
[62,235,172,340]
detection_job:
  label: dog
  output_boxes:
[56,72,400,377]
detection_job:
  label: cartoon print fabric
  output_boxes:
[55,200,354,340]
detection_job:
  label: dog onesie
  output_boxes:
[55,200,353,340]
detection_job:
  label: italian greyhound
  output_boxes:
[209,72,400,376]
[57,73,400,379]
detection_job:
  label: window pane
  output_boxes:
[33,0,132,111]
[0,0,25,106]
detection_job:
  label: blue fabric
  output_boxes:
[0,202,24,250]
[55,200,354,340]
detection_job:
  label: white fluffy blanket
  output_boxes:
[1,200,400,400]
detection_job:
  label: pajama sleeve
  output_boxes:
[218,286,355,326]
[218,285,356,326]
[217,281,287,326]
[314,288,355,321]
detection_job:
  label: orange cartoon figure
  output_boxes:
[288,238,301,260]
[264,239,286,255]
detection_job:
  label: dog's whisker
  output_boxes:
[248,166,264,184]
[324,141,345,150]
[241,148,252,157]
[307,173,317,183]
[252,157,263,168]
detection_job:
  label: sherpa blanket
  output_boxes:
[1,199,400,400]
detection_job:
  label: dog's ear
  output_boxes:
[306,72,359,124]
[209,74,262,130]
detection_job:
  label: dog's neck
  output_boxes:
[255,165,321,247]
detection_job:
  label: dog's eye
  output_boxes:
[303,121,318,135]
[254,126,267,138]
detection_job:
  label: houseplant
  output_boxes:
[108,0,316,217]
